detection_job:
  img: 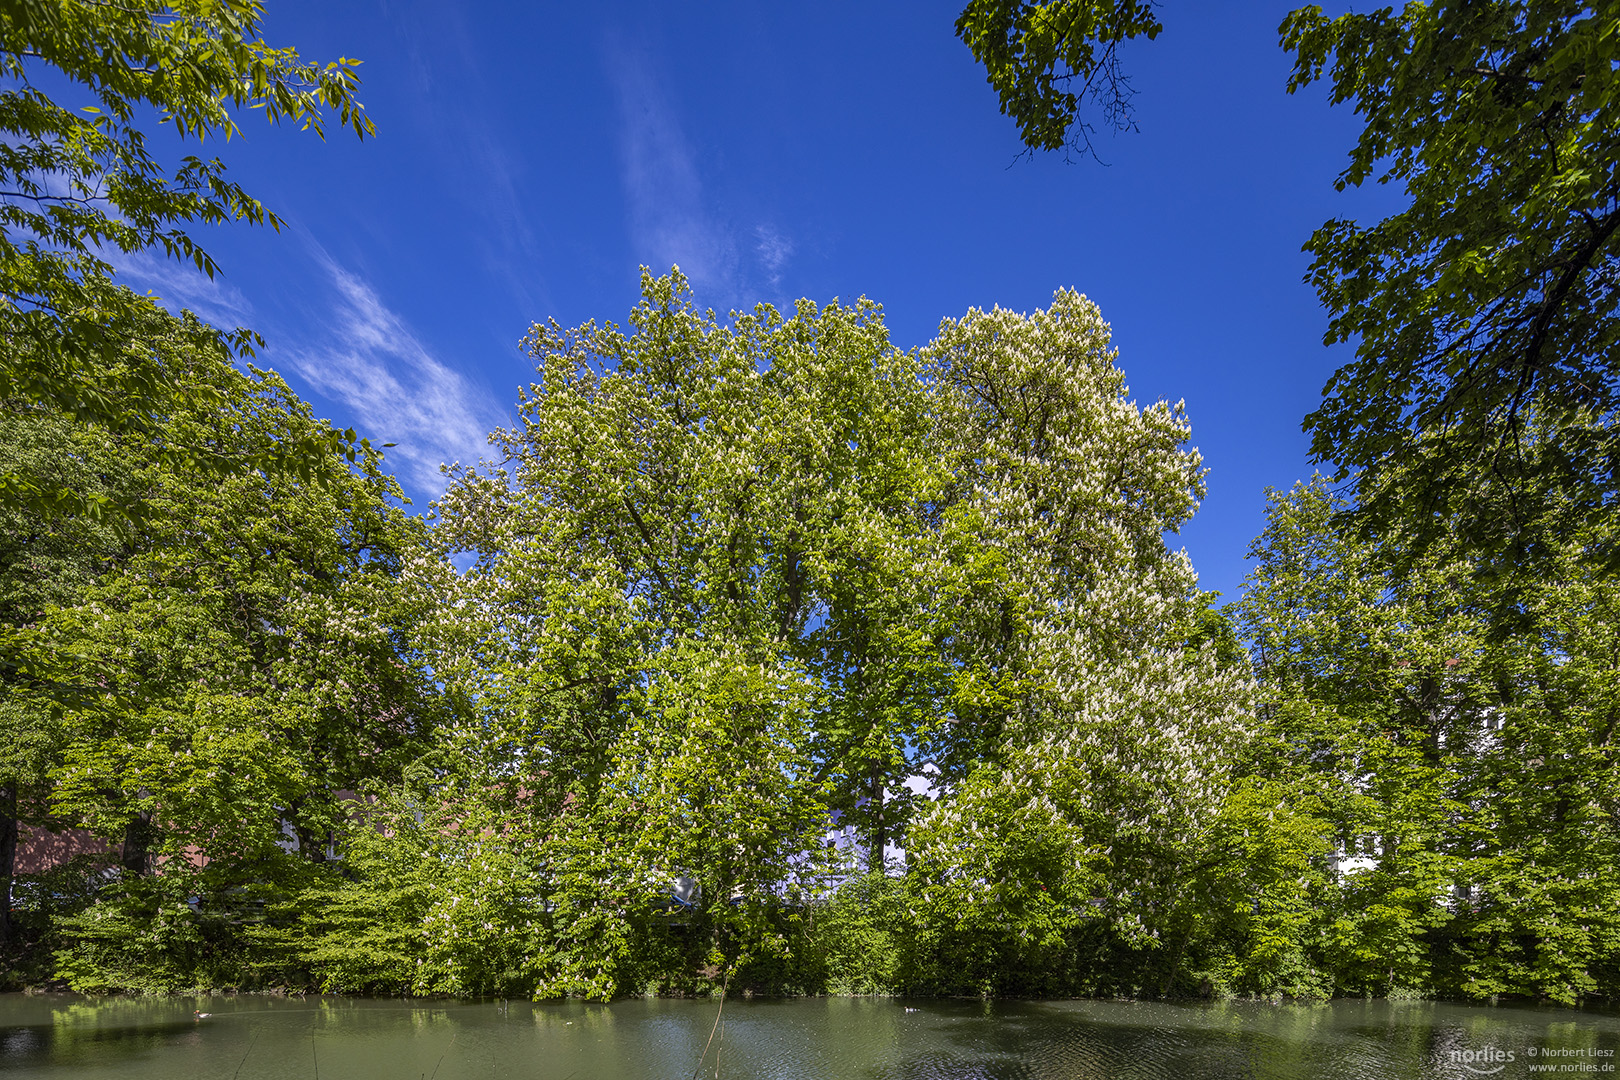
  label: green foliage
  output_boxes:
[33,374,434,851]
[37,0,1620,1009]
[1234,478,1620,1004]
[423,270,943,996]
[1185,778,1334,1000]
[300,270,1247,1002]
[52,869,257,994]
[0,0,377,519]
[32,262,1619,1008]
[954,0,1162,157]
[281,768,550,998]
[806,872,911,995]
[0,399,125,950]
[1282,2,1620,561]
[2,852,111,985]
[0,349,441,990]
[908,292,1252,990]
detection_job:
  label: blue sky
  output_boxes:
[115,1,1405,602]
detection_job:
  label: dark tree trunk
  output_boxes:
[295,825,332,863]
[0,784,16,946]
[121,809,153,876]
[868,765,886,875]
[288,795,332,863]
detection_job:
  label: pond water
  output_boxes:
[1,993,1616,1079]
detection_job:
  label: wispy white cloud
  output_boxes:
[101,238,502,499]
[754,225,794,289]
[609,44,739,294]
[388,1,553,319]
[278,257,506,496]
[608,46,800,306]
[107,249,254,328]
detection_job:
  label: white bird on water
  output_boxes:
[194,1011,212,1021]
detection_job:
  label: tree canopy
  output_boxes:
[1282,2,1620,562]
[8,267,1618,1005]
[954,0,1162,158]
[960,1,1620,566]
[293,270,1248,1000]
[0,0,377,518]
[0,357,439,989]
[1235,478,1620,1002]
[7,1,1620,1009]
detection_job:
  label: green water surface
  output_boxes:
[1,993,1616,1079]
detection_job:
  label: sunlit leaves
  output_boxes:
[421,272,1243,997]
[1281,2,1620,561]
[955,0,1162,157]
[6,370,439,991]
[0,1,376,520]
[887,290,1251,972]
[1236,478,1620,1001]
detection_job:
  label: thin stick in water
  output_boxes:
[428,1033,456,1080]
[691,969,730,1080]
[232,1033,257,1080]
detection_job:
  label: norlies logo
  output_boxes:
[1450,1046,1516,1075]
